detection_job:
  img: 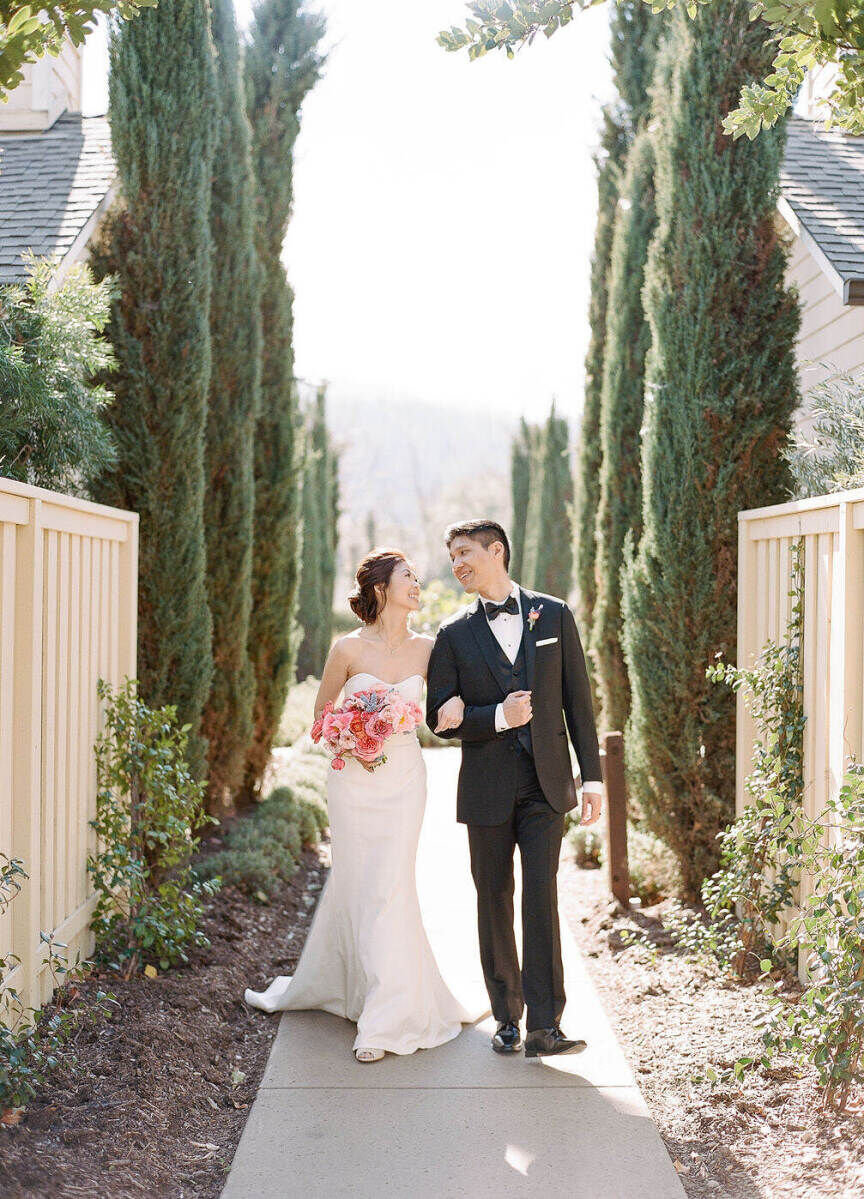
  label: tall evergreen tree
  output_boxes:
[92,0,216,777]
[324,422,340,641]
[621,1,800,898]
[590,8,666,734]
[241,0,325,802]
[522,405,573,598]
[509,416,533,582]
[296,386,338,679]
[574,107,625,632]
[591,127,657,732]
[574,1,660,638]
[295,432,321,681]
[202,0,262,813]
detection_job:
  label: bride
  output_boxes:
[244,548,473,1062]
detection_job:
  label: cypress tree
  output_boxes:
[520,420,543,590]
[574,1,659,636]
[92,0,216,777]
[591,127,657,732]
[620,1,800,898]
[323,413,340,649]
[509,417,533,582]
[574,107,625,632]
[296,386,338,679]
[523,405,573,598]
[201,0,262,813]
[241,0,325,801]
[295,411,322,681]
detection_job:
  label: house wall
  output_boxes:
[787,234,864,401]
[0,38,83,133]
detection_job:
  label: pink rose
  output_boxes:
[331,755,346,771]
[353,730,384,762]
[310,716,324,743]
[366,714,393,739]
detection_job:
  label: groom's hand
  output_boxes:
[502,690,532,727]
[579,790,603,826]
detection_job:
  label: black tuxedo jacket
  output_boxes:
[426,586,602,825]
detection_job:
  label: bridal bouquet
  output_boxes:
[310,684,424,772]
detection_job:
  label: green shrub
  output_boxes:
[194,782,327,899]
[265,785,328,843]
[753,762,864,1110]
[701,541,805,976]
[277,677,320,746]
[0,255,117,494]
[1,854,114,1114]
[279,748,329,801]
[565,816,605,868]
[626,824,680,904]
[88,679,219,978]
[194,846,294,898]
[785,371,864,498]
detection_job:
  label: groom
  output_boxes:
[426,519,604,1058]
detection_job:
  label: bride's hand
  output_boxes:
[435,695,465,733]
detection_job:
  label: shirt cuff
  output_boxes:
[494,702,509,732]
[581,781,604,795]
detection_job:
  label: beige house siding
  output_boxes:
[786,234,864,397]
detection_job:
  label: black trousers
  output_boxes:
[466,747,566,1031]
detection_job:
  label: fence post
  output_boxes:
[11,495,43,1016]
[829,501,864,808]
[601,731,630,909]
[736,513,758,819]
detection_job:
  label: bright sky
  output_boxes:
[85,1,614,420]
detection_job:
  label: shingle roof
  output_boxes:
[0,111,115,285]
[781,116,864,304]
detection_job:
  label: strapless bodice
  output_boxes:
[342,672,425,746]
[343,672,425,704]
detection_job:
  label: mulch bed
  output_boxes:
[558,853,864,1199]
[0,831,329,1199]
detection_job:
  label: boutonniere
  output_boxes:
[527,604,543,632]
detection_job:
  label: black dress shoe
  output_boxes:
[491,1021,523,1054]
[524,1026,587,1058]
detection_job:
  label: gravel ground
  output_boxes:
[5,807,863,1199]
[558,852,864,1199]
[0,834,329,1199]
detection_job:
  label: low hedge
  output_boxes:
[194,783,328,899]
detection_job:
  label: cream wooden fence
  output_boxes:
[737,486,864,972]
[1,477,137,1015]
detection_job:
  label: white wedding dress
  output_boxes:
[244,672,473,1054]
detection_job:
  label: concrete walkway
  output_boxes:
[222,750,685,1199]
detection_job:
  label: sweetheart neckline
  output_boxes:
[345,671,424,688]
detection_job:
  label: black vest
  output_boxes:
[490,631,533,757]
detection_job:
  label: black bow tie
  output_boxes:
[484,595,520,621]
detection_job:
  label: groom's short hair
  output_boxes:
[444,520,510,570]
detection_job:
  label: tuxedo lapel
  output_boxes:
[467,598,510,694]
[519,587,537,691]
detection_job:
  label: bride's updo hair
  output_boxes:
[349,548,408,624]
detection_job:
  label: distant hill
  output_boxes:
[326,393,514,602]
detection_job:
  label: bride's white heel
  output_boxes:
[354,1048,385,1063]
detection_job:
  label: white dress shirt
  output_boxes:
[480,580,603,796]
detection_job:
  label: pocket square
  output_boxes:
[536,637,558,647]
